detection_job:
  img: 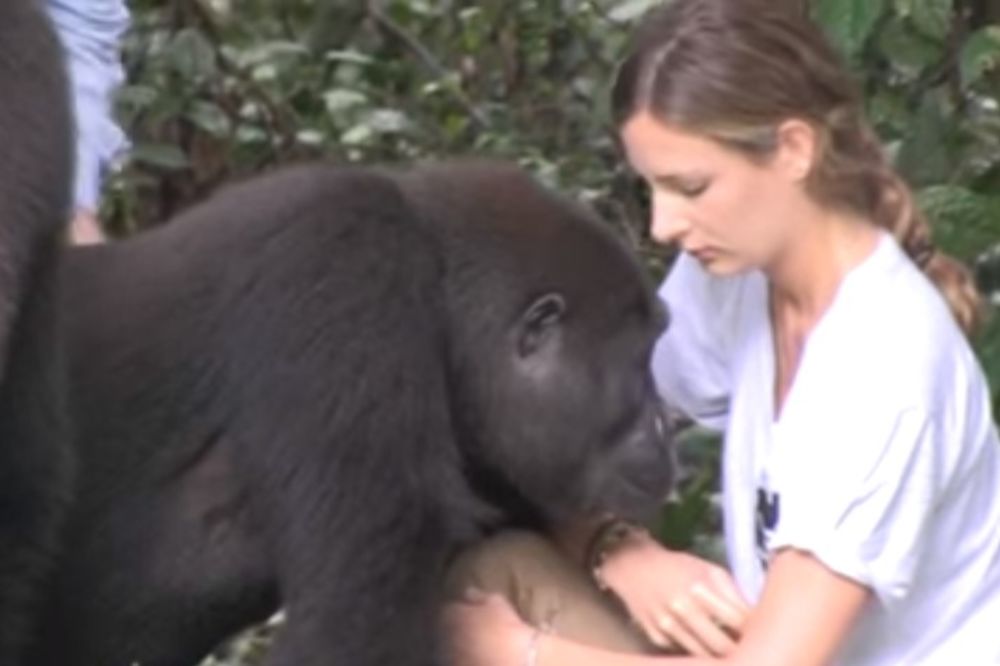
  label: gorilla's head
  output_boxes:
[400,162,675,526]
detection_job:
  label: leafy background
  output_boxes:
[99,1,1000,662]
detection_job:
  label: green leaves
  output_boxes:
[608,0,663,23]
[130,143,190,171]
[186,101,231,139]
[341,109,412,146]
[919,185,1000,262]
[975,313,1000,415]
[655,426,722,560]
[877,16,944,76]
[166,28,217,84]
[961,26,1000,87]
[895,94,965,187]
[813,0,887,59]
[896,0,954,41]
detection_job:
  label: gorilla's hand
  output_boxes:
[444,590,534,666]
[598,535,750,657]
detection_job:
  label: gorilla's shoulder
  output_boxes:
[189,163,410,229]
[109,163,416,259]
[392,159,536,188]
[390,159,608,239]
[231,162,402,199]
[393,158,568,205]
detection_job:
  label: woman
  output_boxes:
[445,1,1000,664]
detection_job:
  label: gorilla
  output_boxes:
[0,0,75,661]
[30,162,674,666]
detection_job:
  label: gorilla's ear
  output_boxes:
[517,293,566,358]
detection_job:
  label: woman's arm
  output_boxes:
[724,549,869,665]
[446,548,868,666]
[535,549,869,666]
[549,515,750,655]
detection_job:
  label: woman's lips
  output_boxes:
[687,246,718,262]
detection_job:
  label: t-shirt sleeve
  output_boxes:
[650,252,740,432]
[768,406,944,610]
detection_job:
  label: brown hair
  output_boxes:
[612,0,982,335]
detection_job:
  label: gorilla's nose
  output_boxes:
[651,403,674,451]
[615,402,676,513]
[655,411,666,439]
[634,402,675,472]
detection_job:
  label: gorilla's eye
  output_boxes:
[518,293,566,357]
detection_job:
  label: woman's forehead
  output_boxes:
[621,111,737,177]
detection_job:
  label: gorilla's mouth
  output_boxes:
[602,400,648,449]
[589,405,675,522]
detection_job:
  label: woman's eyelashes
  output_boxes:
[678,179,710,198]
[651,174,712,199]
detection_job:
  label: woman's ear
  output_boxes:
[773,118,819,183]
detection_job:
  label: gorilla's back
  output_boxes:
[61,165,437,484]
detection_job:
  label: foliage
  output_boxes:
[107,0,663,266]
[656,425,724,563]
[103,2,1000,663]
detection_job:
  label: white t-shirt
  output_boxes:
[651,233,1000,665]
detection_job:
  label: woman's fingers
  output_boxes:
[708,566,751,612]
[460,586,489,604]
[670,595,739,656]
[638,615,674,651]
[601,545,750,655]
[690,582,747,632]
[653,609,712,657]
[642,585,743,657]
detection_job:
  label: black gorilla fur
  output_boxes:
[30,162,674,666]
[0,0,75,662]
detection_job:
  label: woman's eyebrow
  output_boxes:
[650,171,709,189]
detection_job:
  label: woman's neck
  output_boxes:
[764,206,882,419]
[765,207,881,321]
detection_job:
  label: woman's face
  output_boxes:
[621,111,811,276]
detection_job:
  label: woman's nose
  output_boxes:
[649,193,691,245]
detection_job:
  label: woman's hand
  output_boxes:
[599,534,750,657]
[444,589,538,666]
